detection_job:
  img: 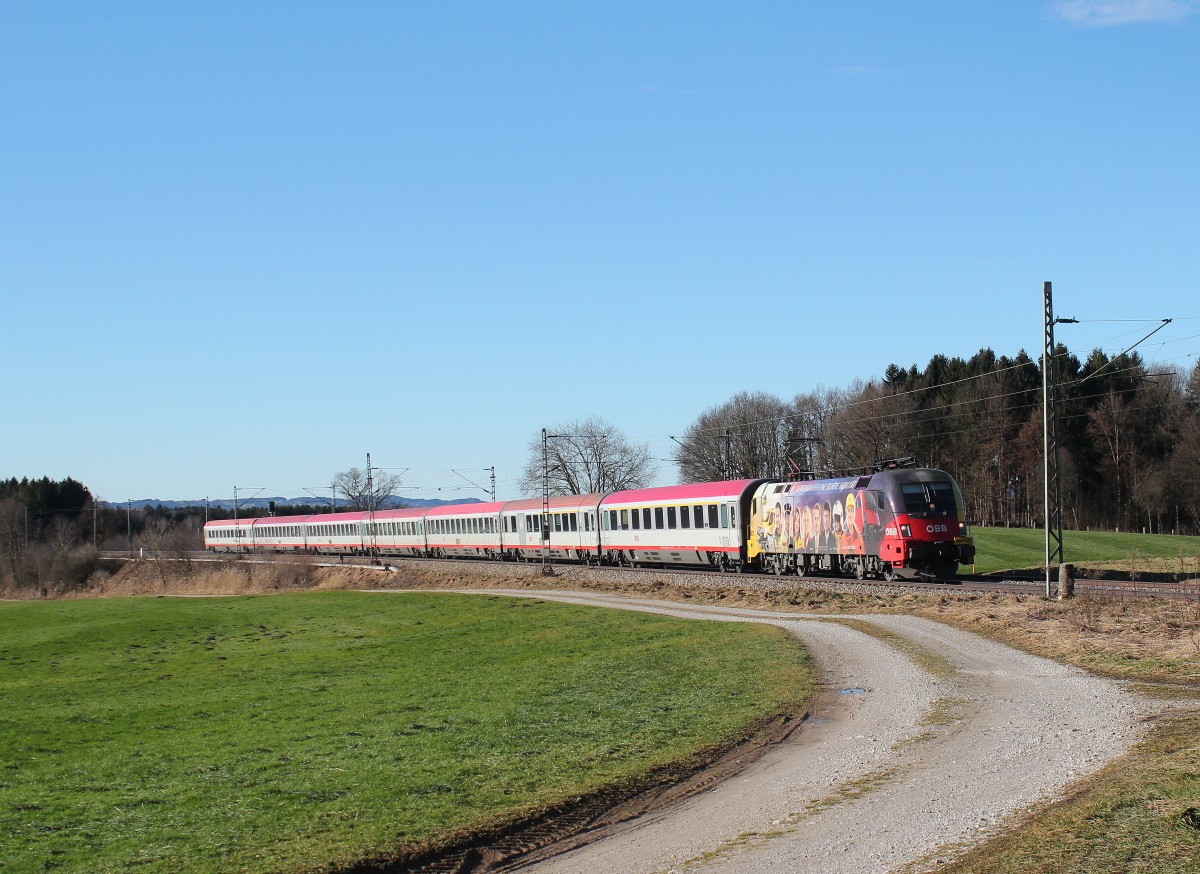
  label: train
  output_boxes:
[203,467,975,581]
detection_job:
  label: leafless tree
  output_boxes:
[676,391,810,483]
[333,467,404,511]
[519,416,656,496]
[139,517,174,588]
[1169,416,1200,532]
[0,499,25,582]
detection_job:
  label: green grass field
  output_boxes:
[0,591,812,873]
[967,527,1200,575]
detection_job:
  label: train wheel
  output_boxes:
[882,564,896,582]
[854,560,867,581]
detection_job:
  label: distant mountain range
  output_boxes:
[102,496,483,511]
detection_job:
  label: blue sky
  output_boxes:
[3,1,1197,502]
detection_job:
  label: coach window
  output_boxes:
[642,508,651,529]
[708,505,719,529]
[693,506,704,528]
[617,509,627,530]
[651,507,662,529]
[680,506,690,528]
[570,513,578,532]
[667,506,677,529]
[720,505,729,528]
[583,514,590,532]
[630,508,640,529]
[552,514,561,532]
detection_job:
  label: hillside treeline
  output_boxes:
[674,347,1200,536]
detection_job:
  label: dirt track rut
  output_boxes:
[460,589,1150,873]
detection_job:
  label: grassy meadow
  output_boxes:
[0,590,812,873]
[967,527,1200,576]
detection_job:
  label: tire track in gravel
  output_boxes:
[454,589,1153,874]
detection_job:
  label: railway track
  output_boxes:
[101,551,1200,600]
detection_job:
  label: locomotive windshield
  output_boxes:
[900,482,958,517]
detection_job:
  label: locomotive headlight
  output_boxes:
[959,521,967,535]
[899,524,911,538]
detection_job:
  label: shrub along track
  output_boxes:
[365,588,1156,874]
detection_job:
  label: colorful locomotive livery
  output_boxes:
[748,468,974,580]
[204,467,975,581]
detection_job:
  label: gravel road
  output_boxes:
[468,589,1152,874]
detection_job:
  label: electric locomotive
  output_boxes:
[747,467,974,580]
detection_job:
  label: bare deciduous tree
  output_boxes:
[675,392,798,482]
[519,417,656,496]
[0,499,25,582]
[332,467,404,511]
